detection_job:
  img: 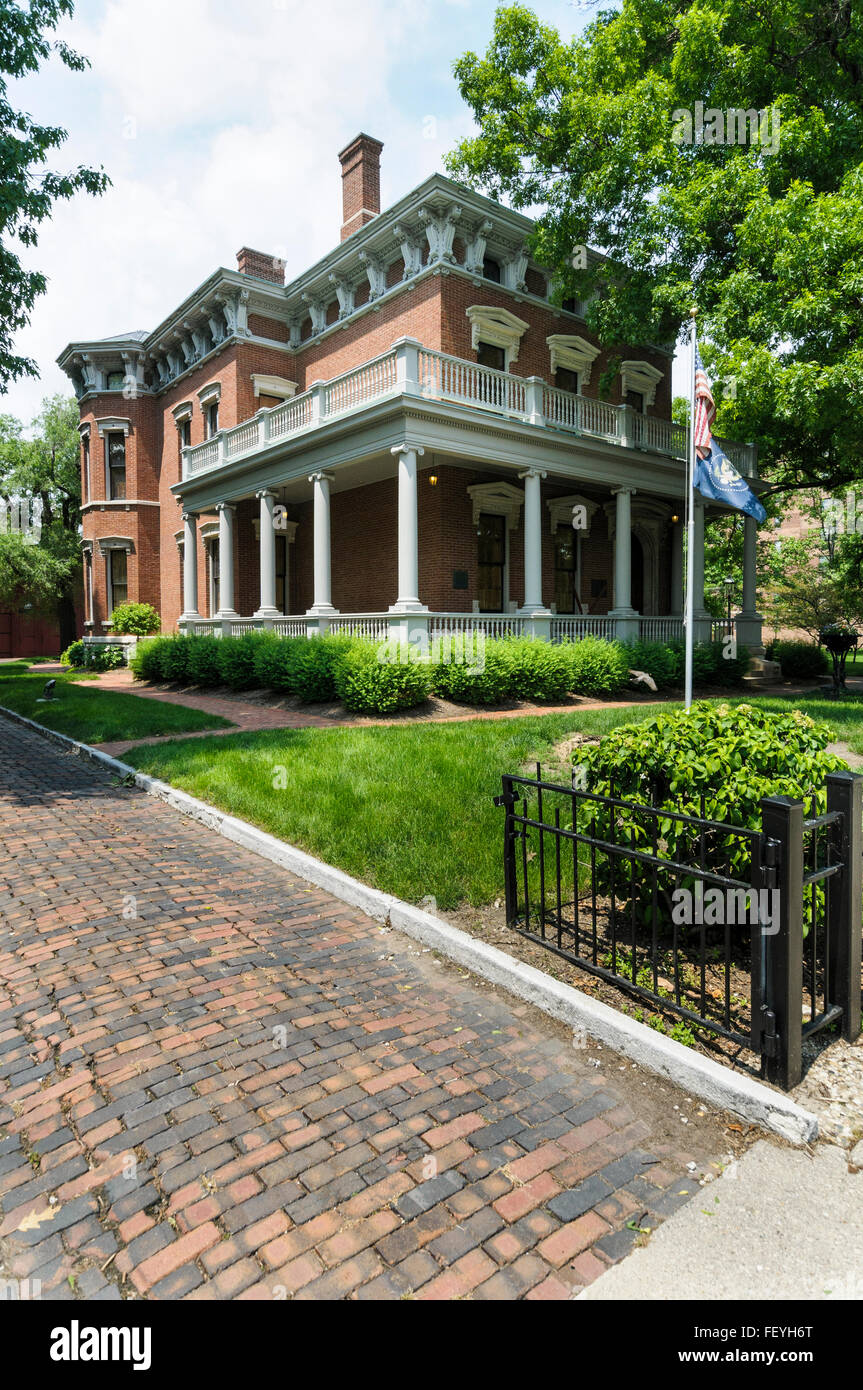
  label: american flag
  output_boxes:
[693,346,716,459]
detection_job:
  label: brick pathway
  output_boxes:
[0,714,727,1301]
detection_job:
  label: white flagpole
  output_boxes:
[684,307,697,711]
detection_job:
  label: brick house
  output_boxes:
[58,134,764,652]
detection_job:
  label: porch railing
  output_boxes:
[179,613,687,644]
[183,342,758,480]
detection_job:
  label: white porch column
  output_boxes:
[610,485,639,641]
[215,503,238,619]
[518,468,549,615]
[735,512,765,654]
[181,511,200,620]
[389,444,428,613]
[254,489,281,618]
[670,516,684,616]
[307,472,337,616]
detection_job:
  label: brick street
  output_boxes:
[0,715,728,1300]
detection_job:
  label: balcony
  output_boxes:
[182,340,758,482]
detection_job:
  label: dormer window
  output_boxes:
[482,257,501,284]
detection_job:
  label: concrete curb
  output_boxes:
[0,702,819,1147]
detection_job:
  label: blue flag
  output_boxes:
[694,439,766,523]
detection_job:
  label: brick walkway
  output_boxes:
[0,714,727,1301]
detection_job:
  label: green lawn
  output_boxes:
[0,669,234,744]
[121,692,863,910]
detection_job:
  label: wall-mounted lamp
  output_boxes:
[428,474,438,487]
[671,514,679,523]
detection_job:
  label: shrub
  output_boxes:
[770,640,829,680]
[577,702,846,928]
[217,631,275,689]
[131,637,172,682]
[334,641,431,714]
[61,641,86,669]
[186,636,223,687]
[499,637,572,702]
[61,642,125,672]
[624,639,678,690]
[253,636,302,692]
[563,636,630,697]
[160,635,193,683]
[110,602,161,636]
[431,639,514,706]
[291,634,353,702]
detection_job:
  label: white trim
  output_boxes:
[620,359,664,409]
[546,492,599,535]
[467,480,524,531]
[466,305,529,365]
[546,334,601,387]
[172,400,194,425]
[251,374,299,401]
[95,417,131,438]
[81,499,160,513]
[197,380,222,408]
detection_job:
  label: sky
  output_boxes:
[6,0,688,427]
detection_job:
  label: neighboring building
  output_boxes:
[58,134,763,651]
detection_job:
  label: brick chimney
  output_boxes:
[236,247,286,285]
[338,134,383,242]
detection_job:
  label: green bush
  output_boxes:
[563,636,630,697]
[334,641,431,714]
[499,637,572,702]
[160,635,192,683]
[61,641,86,669]
[131,636,172,682]
[217,631,275,690]
[110,602,161,636]
[770,640,829,680]
[431,639,514,705]
[624,639,678,690]
[577,701,845,928]
[61,641,126,672]
[186,636,223,687]
[253,636,302,692]
[291,634,353,702]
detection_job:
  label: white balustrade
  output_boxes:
[551,615,617,642]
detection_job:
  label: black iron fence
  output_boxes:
[496,768,863,1088]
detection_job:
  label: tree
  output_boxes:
[0,394,82,648]
[1,0,109,389]
[447,2,863,497]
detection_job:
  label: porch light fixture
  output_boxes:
[671,514,679,523]
[429,473,438,486]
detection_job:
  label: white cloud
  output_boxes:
[2,0,609,426]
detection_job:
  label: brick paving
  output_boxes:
[0,713,727,1301]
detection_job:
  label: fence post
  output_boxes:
[760,795,804,1089]
[496,775,518,927]
[826,771,863,1042]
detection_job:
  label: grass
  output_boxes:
[122,691,863,910]
[119,704,672,909]
[0,667,234,744]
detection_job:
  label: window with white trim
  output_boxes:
[105,433,126,500]
[107,549,128,611]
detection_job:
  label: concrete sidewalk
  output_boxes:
[579,1140,863,1300]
